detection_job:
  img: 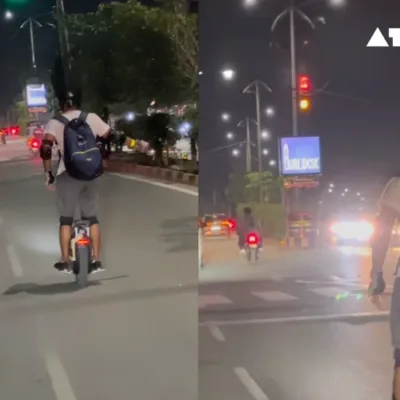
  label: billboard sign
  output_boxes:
[26,84,47,108]
[279,136,321,175]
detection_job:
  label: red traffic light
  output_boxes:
[298,75,311,94]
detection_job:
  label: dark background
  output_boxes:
[199,0,400,208]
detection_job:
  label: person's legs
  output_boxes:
[371,206,400,399]
[80,178,103,270]
[55,173,80,271]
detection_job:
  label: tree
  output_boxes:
[145,113,178,165]
[245,171,283,204]
[66,0,190,110]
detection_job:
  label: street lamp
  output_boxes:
[262,149,269,155]
[329,183,334,188]
[4,10,14,20]
[357,192,361,196]
[232,149,240,157]
[344,188,348,192]
[269,159,276,166]
[226,132,234,140]
[328,188,333,193]
[221,68,235,81]
[221,113,230,121]
[265,107,275,117]
[261,130,270,139]
[125,112,135,121]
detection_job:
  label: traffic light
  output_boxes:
[299,98,310,111]
[298,74,311,112]
[298,75,311,94]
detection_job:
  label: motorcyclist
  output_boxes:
[236,207,263,254]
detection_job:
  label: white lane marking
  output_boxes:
[309,287,343,297]
[252,291,298,302]
[6,244,23,277]
[110,173,198,196]
[199,311,389,328]
[208,324,226,341]
[234,367,270,400]
[199,294,233,308]
[43,341,78,400]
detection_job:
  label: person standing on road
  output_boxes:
[369,177,400,400]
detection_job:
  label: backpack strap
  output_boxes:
[53,115,70,125]
[79,112,88,122]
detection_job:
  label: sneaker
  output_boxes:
[90,260,105,274]
[54,261,72,274]
[239,249,246,255]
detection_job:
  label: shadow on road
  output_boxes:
[159,216,197,253]
[2,274,129,296]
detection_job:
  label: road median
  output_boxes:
[106,158,198,187]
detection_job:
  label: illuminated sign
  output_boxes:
[26,84,47,108]
[279,136,321,175]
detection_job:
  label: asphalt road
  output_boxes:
[0,157,198,400]
[199,244,397,399]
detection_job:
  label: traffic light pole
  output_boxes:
[289,2,298,137]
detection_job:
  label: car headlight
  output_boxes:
[331,221,373,241]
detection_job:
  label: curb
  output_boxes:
[106,160,198,187]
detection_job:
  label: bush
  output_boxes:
[237,202,286,240]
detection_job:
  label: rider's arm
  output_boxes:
[40,132,56,184]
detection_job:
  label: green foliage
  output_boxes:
[227,170,283,204]
[237,203,286,240]
[245,171,283,203]
[66,0,196,109]
[11,100,32,136]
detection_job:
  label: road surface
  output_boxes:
[0,157,198,400]
[199,244,397,399]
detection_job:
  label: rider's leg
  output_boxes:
[80,179,103,268]
[371,205,396,278]
[371,205,400,399]
[55,173,80,270]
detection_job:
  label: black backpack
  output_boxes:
[54,112,103,181]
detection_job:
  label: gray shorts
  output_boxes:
[56,172,99,219]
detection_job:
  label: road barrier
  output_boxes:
[106,159,198,187]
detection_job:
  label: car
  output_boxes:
[329,212,374,246]
[200,213,234,238]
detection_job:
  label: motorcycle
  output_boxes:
[245,232,260,262]
[29,138,40,154]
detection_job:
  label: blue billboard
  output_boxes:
[279,136,321,175]
[26,84,47,108]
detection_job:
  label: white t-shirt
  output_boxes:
[45,110,110,176]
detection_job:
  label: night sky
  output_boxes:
[0,0,113,111]
[199,0,400,207]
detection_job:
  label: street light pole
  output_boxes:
[245,117,252,173]
[20,18,42,71]
[243,80,272,202]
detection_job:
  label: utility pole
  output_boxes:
[55,0,71,86]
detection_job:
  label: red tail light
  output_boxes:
[227,219,236,229]
[246,233,259,245]
[31,139,39,148]
[77,237,90,246]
